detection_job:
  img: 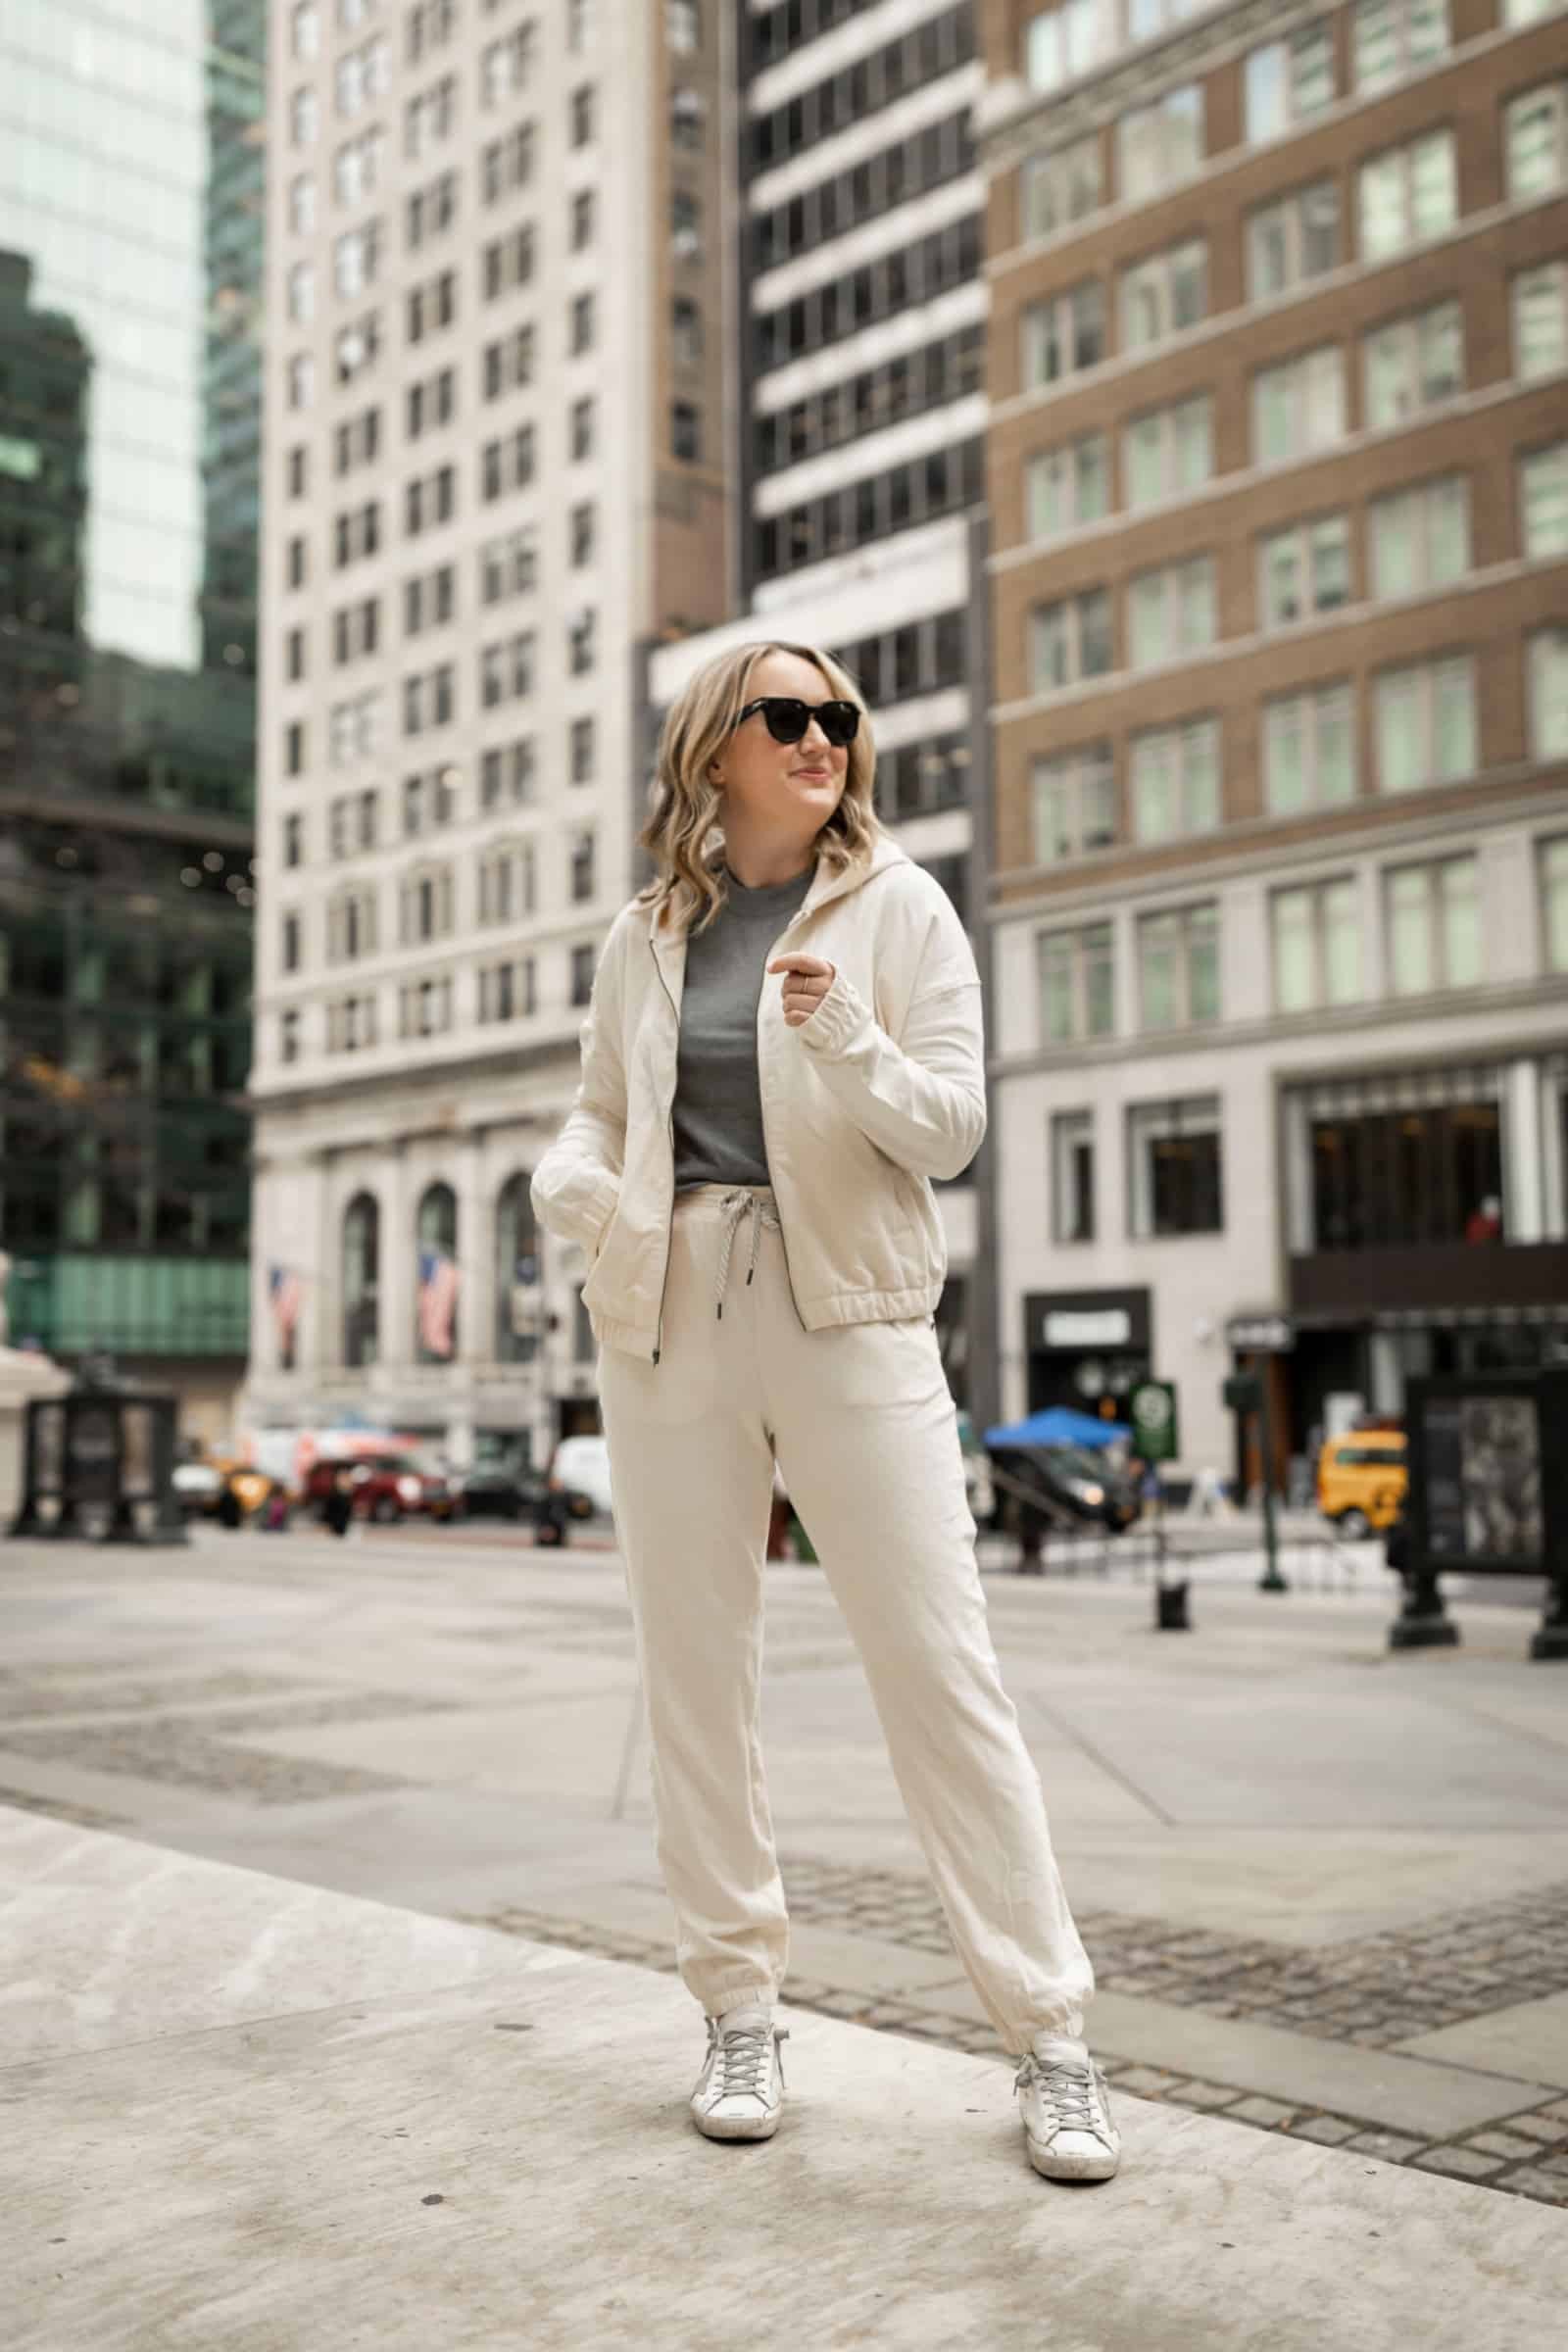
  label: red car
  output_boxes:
[303,1452,460,1525]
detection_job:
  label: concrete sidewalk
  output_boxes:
[5,1806,1566,2352]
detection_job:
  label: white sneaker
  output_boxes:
[690,2005,789,2142]
[1015,2041,1121,2183]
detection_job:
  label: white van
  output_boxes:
[549,1434,614,1521]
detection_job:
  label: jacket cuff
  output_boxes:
[798,964,869,1058]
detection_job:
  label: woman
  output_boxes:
[530,642,1118,2183]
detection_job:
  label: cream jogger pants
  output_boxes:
[596,1182,1095,2056]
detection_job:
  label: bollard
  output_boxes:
[1155,1578,1191,1631]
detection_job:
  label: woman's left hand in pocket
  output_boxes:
[767,954,835,1029]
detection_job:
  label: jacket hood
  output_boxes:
[643,828,908,937]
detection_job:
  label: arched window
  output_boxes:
[341,1192,380,1367]
[494,1170,539,1363]
[415,1180,460,1361]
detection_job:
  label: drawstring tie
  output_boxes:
[714,1189,779,1321]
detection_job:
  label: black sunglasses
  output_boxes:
[734,696,860,748]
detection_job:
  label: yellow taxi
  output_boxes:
[1316,1429,1407,1538]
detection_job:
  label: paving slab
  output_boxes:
[1394,1991,1568,2092]
[899,1977,1554,2141]
[5,1810,1567,2352]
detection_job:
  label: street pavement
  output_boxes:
[4,1516,1568,2220]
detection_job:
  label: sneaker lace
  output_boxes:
[710,2021,787,2099]
[1014,2055,1107,2139]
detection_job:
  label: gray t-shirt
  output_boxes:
[672,860,815,1193]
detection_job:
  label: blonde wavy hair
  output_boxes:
[638,640,883,935]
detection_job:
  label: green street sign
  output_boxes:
[1129,1379,1179,1462]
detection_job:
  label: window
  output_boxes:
[1128,1098,1223,1237]
[1259,514,1350,626]
[1026,434,1108,539]
[335,125,387,206]
[1037,923,1114,1043]
[333,222,382,299]
[1263,683,1355,812]
[1120,240,1206,352]
[1542,837,1568,972]
[1119,86,1203,203]
[570,944,596,1006]
[1387,856,1481,994]
[1025,1,1095,92]
[481,24,534,106]
[1272,878,1362,1012]
[1511,83,1568,201]
[287,535,307,590]
[480,630,536,708]
[1507,0,1568,20]
[479,741,536,812]
[284,812,303,868]
[1248,182,1340,299]
[570,716,595,784]
[667,0,699,49]
[570,83,595,147]
[478,841,537,924]
[335,311,381,383]
[672,401,701,462]
[570,291,596,355]
[292,2,319,60]
[291,86,318,147]
[1253,345,1345,463]
[1363,299,1464,426]
[287,353,315,412]
[406,74,457,157]
[406,367,456,438]
[483,323,535,399]
[1139,903,1220,1032]
[1352,0,1449,93]
[1376,656,1477,791]
[290,173,316,236]
[571,188,595,251]
[288,262,315,323]
[1532,627,1568,760]
[1521,440,1568,558]
[567,609,596,674]
[1123,394,1211,510]
[482,225,535,300]
[1030,589,1113,692]
[406,169,458,248]
[1358,132,1456,259]
[671,188,701,259]
[281,1009,301,1064]
[1128,556,1215,669]
[287,445,308,499]
[480,525,537,604]
[479,427,533,501]
[1020,136,1102,239]
[1032,744,1114,862]
[1514,262,1568,381]
[482,122,535,203]
[671,297,702,367]
[570,396,595,460]
[402,662,454,735]
[1370,474,1470,597]
[1020,282,1105,388]
[407,269,457,342]
[569,503,596,568]
[328,691,381,766]
[671,86,705,150]
[1246,21,1335,142]
[569,829,596,904]
[1051,1112,1096,1244]
[286,720,306,777]
[1131,717,1221,843]
[401,865,455,946]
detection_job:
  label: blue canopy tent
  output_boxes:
[983,1406,1131,1450]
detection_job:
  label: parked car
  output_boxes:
[453,1463,552,1522]
[302,1451,460,1525]
[1317,1430,1407,1539]
[990,1442,1143,1536]
[547,1434,613,1521]
[172,1458,223,1517]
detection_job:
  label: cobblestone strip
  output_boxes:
[774,1855,1568,2049]
[461,1903,1568,2207]
[0,1722,409,1804]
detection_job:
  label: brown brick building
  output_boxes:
[973,0,1568,1485]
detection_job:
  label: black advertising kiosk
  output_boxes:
[1401,1368,1567,1661]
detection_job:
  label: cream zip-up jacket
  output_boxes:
[529,832,985,1364]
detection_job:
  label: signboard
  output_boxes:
[1415,1389,1544,1570]
[1226,1314,1294,1354]
[1129,1379,1179,1463]
[1045,1310,1130,1348]
[1028,1289,1151,1354]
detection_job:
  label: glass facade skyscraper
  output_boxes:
[0,1,265,1418]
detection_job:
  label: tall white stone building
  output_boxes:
[245,0,736,1468]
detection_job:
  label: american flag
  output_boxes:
[417,1247,461,1358]
[269,1262,303,1348]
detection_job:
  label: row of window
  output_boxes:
[1020,97,1566,406]
[299,723,597,865]
[758,214,981,371]
[756,436,984,580]
[1035,832,1568,1056]
[1028,628,1567,861]
[287,936,600,1063]
[1024,442,1567,696]
[753,110,973,271]
[1050,1094,1227,1247]
[1016,3,1565,237]
[280,835,598,975]
[287,53,602,162]
[758,325,983,478]
[750,3,972,172]
[279,616,602,768]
